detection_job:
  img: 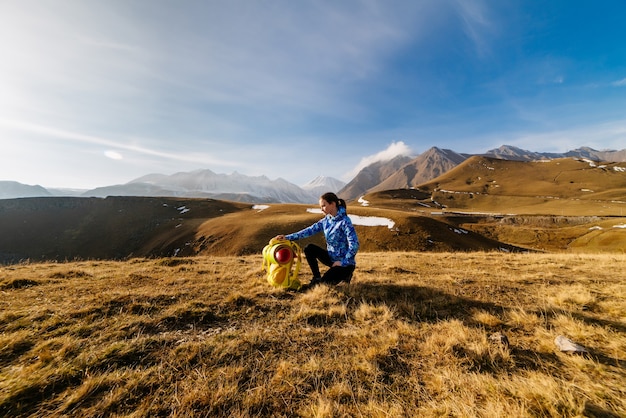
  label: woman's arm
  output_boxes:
[282,220,324,241]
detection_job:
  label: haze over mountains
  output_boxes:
[0,181,52,199]
[88,170,328,204]
[2,145,626,202]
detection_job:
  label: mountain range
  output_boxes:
[2,152,625,263]
[2,145,626,202]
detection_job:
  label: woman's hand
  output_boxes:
[274,235,285,240]
[332,261,342,267]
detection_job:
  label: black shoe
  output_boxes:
[309,276,322,287]
[341,272,353,284]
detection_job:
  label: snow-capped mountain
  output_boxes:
[83,169,318,204]
[484,145,626,162]
[3,145,625,202]
[483,145,552,161]
[301,176,346,197]
[564,146,626,162]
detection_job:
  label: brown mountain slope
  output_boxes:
[0,197,250,263]
[339,155,413,201]
[359,189,626,252]
[191,203,525,256]
[0,197,525,264]
[370,147,467,192]
[358,157,626,252]
[3,173,625,264]
[413,156,626,216]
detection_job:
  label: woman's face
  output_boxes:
[319,198,337,216]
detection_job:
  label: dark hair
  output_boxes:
[320,192,346,209]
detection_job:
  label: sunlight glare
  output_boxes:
[104,150,123,160]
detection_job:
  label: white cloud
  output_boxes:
[612,78,626,87]
[0,1,441,125]
[343,141,414,180]
[0,118,239,167]
[452,0,496,57]
[104,150,123,160]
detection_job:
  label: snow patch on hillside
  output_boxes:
[591,223,626,231]
[305,208,395,229]
[350,215,395,229]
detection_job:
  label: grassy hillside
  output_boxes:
[1,253,624,417]
[0,197,525,264]
[193,203,525,255]
[360,158,626,252]
[3,157,626,264]
[414,157,626,217]
[0,197,250,263]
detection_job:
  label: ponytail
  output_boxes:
[320,192,347,209]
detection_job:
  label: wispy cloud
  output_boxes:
[452,0,496,57]
[612,78,626,87]
[3,1,623,190]
[104,150,123,160]
[147,2,427,115]
[343,141,413,180]
[0,1,436,140]
[0,118,238,167]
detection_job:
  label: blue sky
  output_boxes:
[1,1,625,189]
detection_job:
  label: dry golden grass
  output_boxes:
[365,157,626,220]
[1,252,625,417]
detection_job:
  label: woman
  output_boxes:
[275,192,359,288]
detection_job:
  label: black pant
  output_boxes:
[304,244,355,285]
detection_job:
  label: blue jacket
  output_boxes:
[285,207,359,266]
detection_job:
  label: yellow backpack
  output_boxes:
[262,238,302,290]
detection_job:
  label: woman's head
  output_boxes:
[319,192,346,216]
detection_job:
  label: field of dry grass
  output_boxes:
[1,252,625,417]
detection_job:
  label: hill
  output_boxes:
[360,157,626,252]
[369,147,468,192]
[3,145,626,202]
[339,155,413,201]
[415,156,626,216]
[0,181,51,199]
[341,145,626,202]
[0,196,524,264]
[484,145,626,162]
[2,156,626,263]
[1,253,624,416]
[0,197,249,264]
